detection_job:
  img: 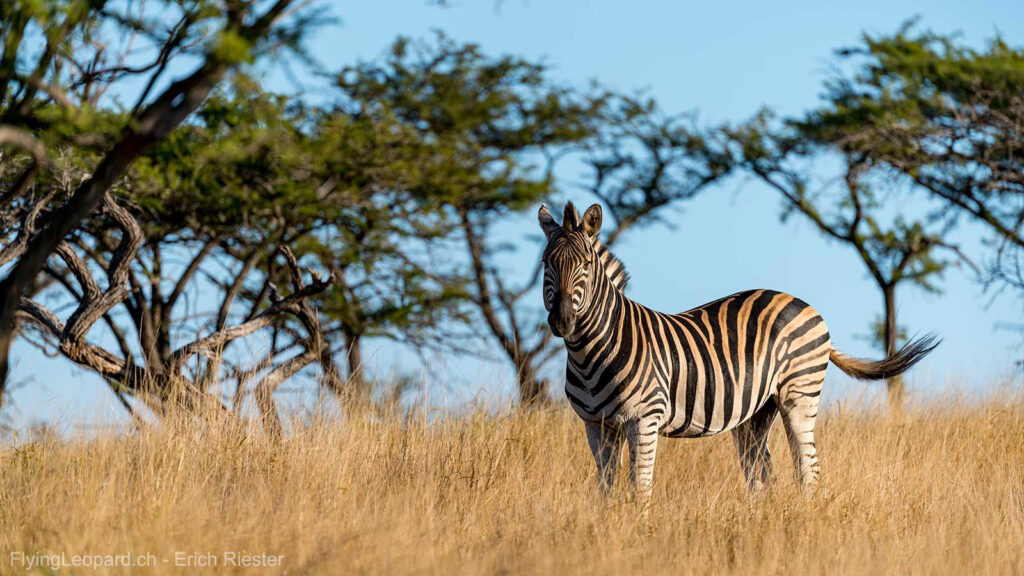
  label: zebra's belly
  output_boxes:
[563,358,779,431]
[564,378,774,438]
[659,399,768,438]
[658,371,779,438]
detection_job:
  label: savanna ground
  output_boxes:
[1,390,1023,575]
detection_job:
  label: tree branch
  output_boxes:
[0,0,301,398]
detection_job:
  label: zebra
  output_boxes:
[538,201,938,504]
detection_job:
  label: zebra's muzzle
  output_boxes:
[548,299,576,338]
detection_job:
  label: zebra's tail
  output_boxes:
[828,334,941,380]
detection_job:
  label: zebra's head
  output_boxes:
[538,201,603,339]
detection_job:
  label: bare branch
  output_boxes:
[169,263,333,372]
[0,0,302,397]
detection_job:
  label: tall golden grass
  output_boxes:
[1,394,1022,575]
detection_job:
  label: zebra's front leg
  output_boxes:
[585,421,623,494]
[625,418,660,514]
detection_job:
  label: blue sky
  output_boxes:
[6,0,1024,430]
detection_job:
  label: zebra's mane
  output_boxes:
[593,238,630,292]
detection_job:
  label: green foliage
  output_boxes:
[336,33,596,213]
[211,29,254,66]
[111,80,465,357]
[807,21,1024,153]
[129,86,316,238]
[796,21,1024,290]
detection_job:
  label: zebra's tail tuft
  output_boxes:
[829,334,941,381]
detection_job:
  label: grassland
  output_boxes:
[1,394,1022,575]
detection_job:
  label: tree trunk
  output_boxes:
[255,382,283,442]
[882,284,904,410]
[515,360,548,407]
[344,331,367,401]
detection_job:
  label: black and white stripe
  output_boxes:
[538,201,938,502]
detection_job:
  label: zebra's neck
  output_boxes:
[593,239,629,292]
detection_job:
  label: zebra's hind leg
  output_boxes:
[585,421,623,494]
[778,368,826,493]
[731,397,779,492]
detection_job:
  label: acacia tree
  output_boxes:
[254,104,468,400]
[0,0,325,400]
[797,24,1024,292]
[6,74,484,430]
[726,111,969,407]
[3,86,344,427]
[335,36,731,405]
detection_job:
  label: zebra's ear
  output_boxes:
[563,201,581,230]
[538,204,560,240]
[582,203,602,238]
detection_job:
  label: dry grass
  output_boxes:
[1,395,1023,575]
